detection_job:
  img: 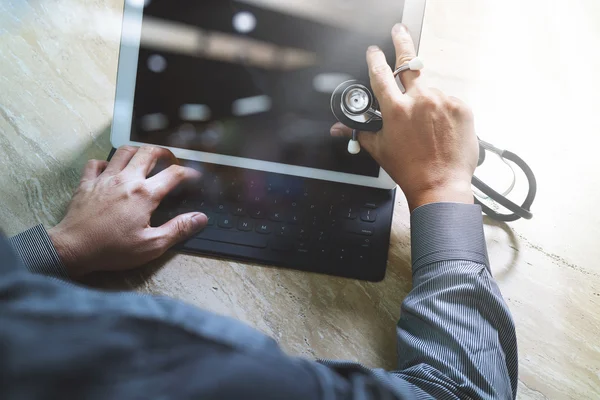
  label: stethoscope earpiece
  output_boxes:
[347,130,361,154]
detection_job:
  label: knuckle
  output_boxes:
[141,145,158,155]
[134,182,151,197]
[144,232,169,256]
[123,180,150,198]
[175,218,191,240]
[390,101,408,117]
[120,145,138,153]
[417,92,442,110]
[110,173,125,187]
[452,100,473,120]
[396,54,414,69]
[371,63,391,77]
[171,165,187,180]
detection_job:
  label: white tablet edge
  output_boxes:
[110,0,426,189]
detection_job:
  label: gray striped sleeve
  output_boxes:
[9,225,70,279]
[393,203,518,399]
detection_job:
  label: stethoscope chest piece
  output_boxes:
[330,80,383,132]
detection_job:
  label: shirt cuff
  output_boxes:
[9,225,70,279]
[410,203,489,272]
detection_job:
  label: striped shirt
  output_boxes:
[1,203,517,399]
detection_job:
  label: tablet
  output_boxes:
[111,0,426,189]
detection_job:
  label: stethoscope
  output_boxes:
[330,58,537,222]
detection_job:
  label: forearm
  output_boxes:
[9,225,70,279]
[396,203,518,399]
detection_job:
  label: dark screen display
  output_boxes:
[131,0,405,177]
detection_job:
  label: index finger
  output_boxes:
[123,146,178,177]
[146,164,202,202]
[366,46,404,110]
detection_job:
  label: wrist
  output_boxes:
[47,226,87,278]
[407,181,474,212]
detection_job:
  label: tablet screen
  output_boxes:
[130,0,405,178]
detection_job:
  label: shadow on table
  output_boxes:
[81,252,177,293]
[483,216,520,280]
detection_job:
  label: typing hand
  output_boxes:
[48,146,207,278]
[331,23,479,211]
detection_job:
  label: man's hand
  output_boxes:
[331,23,479,211]
[48,146,207,278]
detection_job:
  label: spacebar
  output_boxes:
[193,229,268,249]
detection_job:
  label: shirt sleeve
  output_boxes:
[8,224,69,279]
[393,203,518,399]
[0,205,518,400]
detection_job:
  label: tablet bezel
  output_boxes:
[111,0,426,189]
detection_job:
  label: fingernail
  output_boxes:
[367,45,380,53]
[330,127,342,136]
[191,213,208,230]
[392,23,407,34]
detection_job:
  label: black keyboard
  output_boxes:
[151,162,396,282]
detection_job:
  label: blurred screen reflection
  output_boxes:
[131,0,406,177]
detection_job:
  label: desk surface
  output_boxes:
[1,1,599,398]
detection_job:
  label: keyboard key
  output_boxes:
[356,237,372,248]
[315,245,330,256]
[267,194,285,207]
[360,209,378,222]
[250,208,266,219]
[269,211,284,222]
[346,224,374,236]
[295,241,311,254]
[288,214,302,224]
[334,234,372,247]
[363,201,380,209]
[309,202,322,210]
[292,226,310,241]
[256,222,272,235]
[233,206,246,216]
[276,225,291,237]
[340,207,357,220]
[218,216,234,229]
[215,203,229,214]
[326,205,335,216]
[271,238,293,252]
[237,218,254,232]
[194,229,268,249]
[312,229,329,243]
[196,199,213,210]
[205,212,215,226]
[353,248,370,265]
[334,247,351,261]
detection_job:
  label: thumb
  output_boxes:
[156,212,208,248]
[357,131,379,155]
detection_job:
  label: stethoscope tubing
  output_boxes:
[472,148,537,221]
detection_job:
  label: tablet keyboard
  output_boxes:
[151,163,395,281]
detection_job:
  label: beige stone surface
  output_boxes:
[1,0,599,398]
